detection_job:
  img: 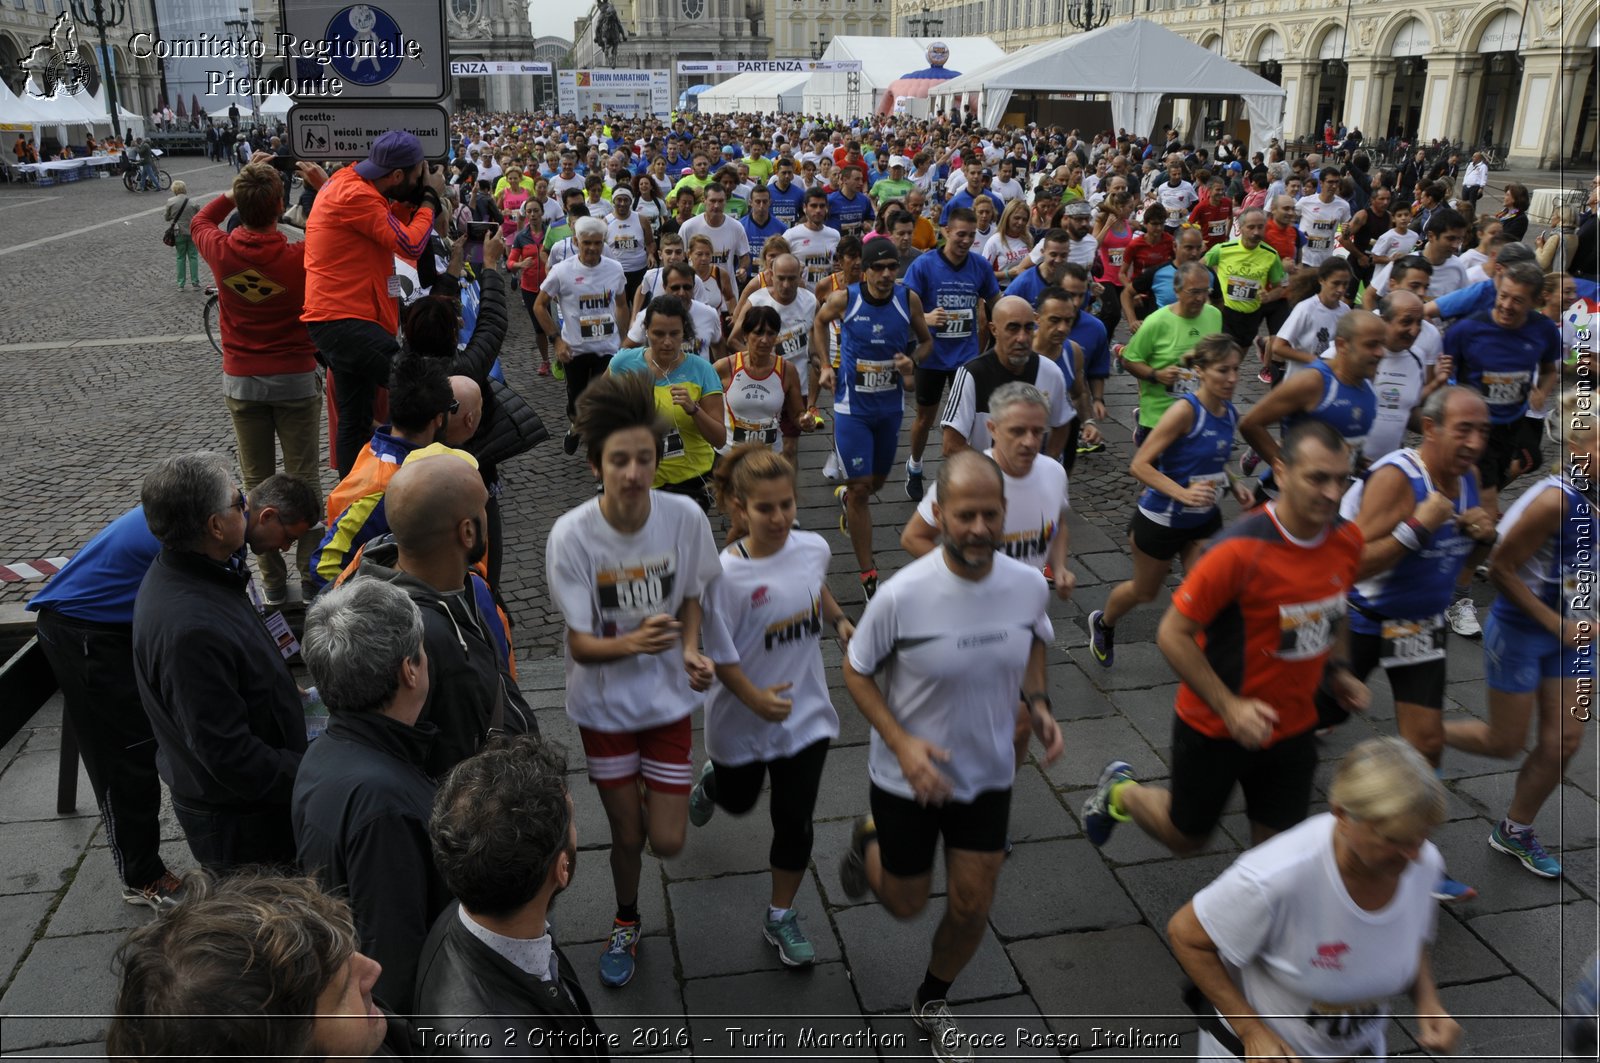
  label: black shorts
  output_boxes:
[1130,508,1223,562]
[1478,419,1543,491]
[869,783,1011,877]
[1220,305,1265,350]
[913,366,956,408]
[659,472,713,511]
[1168,717,1317,839]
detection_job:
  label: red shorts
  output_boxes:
[579,716,694,793]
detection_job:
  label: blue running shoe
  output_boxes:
[598,919,641,987]
[1083,760,1135,847]
[1490,821,1562,878]
[1088,609,1114,668]
[1431,875,1478,903]
[905,467,925,502]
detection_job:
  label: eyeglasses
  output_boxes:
[228,490,247,513]
[447,397,461,415]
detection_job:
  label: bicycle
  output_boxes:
[203,286,222,356]
[121,162,172,192]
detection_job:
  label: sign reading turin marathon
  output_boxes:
[675,59,864,74]
[557,69,671,118]
[279,0,452,162]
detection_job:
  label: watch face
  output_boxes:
[681,0,704,18]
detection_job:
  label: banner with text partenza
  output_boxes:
[675,59,863,74]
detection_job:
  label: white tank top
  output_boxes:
[606,212,647,271]
[723,352,787,452]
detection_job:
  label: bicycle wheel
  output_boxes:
[122,169,136,191]
[203,294,223,356]
[158,170,172,190]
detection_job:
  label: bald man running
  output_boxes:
[841,450,1062,1061]
[349,450,532,774]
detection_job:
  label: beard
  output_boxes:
[468,517,489,568]
[940,530,997,570]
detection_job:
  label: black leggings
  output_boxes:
[704,738,829,872]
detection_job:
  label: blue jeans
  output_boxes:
[139,161,158,189]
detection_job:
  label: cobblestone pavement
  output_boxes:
[0,161,1593,1060]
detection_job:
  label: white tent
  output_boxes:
[803,37,1006,119]
[933,20,1286,152]
[698,70,809,114]
[259,92,293,118]
[85,89,145,135]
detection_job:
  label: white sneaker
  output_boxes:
[1447,597,1482,638]
[912,999,974,1063]
[822,451,841,481]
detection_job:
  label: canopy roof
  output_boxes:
[697,70,809,114]
[934,19,1285,150]
[803,36,1005,117]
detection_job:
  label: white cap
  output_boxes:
[890,155,910,170]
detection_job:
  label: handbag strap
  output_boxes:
[165,197,188,236]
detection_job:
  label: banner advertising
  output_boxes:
[674,59,863,74]
[449,60,553,76]
[556,69,670,117]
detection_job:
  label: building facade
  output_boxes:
[888,0,1597,167]
[569,0,772,100]
[763,0,892,60]
[1,0,164,120]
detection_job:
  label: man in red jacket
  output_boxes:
[191,158,324,605]
[303,131,447,477]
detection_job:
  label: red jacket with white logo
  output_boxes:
[190,195,318,378]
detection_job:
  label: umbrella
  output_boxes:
[191,95,202,122]
[175,96,186,118]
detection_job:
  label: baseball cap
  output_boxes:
[890,155,910,170]
[861,239,900,269]
[355,130,425,180]
[722,145,737,154]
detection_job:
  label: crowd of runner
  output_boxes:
[26,104,1599,1062]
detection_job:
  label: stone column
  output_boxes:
[1342,58,1388,140]
[1279,59,1320,140]
[1416,52,1477,143]
[1511,48,1587,168]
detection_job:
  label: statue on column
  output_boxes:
[595,0,628,66]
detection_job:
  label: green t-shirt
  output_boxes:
[1203,240,1286,314]
[1121,303,1224,426]
[669,173,716,201]
[543,222,572,250]
[744,156,774,183]
[870,177,914,206]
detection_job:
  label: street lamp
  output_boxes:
[224,7,266,126]
[811,31,829,59]
[1064,0,1109,31]
[67,0,126,140]
[907,3,943,35]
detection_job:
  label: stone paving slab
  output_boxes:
[1008,925,1192,1048]
[683,962,866,1058]
[833,902,1020,1013]
[668,871,841,979]
[1468,901,1599,1003]
[0,931,124,1050]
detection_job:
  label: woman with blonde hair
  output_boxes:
[164,179,200,290]
[983,198,1033,290]
[1170,736,1461,1062]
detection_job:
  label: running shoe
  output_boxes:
[122,871,184,911]
[262,585,289,608]
[835,485,849,533]
[537,360,552,377]
[562,430,580,456]
[1076,438,1106,455]
[905,467,925,502]
[912,998,974,1063]
[837,815,876,900]
[822,450,842,482]
[860,569,878,601]
[1083,759,1135,847]
[598,918,642,987]
[805,406,827,430]
[1431,875,1478,903]
[1489,821,1562,878]
[762,910,817,967]
[1087,608,1114,668]
[1239,449,1262,477]
[1111,342,1126,373]
[688,761,717,827]
[1447,597,1482,638]
[551,359,566,381]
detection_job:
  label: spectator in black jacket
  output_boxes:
[293,577,451,1014]
[418,735,604,1057]
[350,451,533,775]
[131,452,306,874]
[108,873,430,1063]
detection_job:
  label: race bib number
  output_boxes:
[1277,593,1346,660]
[1109,247,1125,267]
[1302,1001,1383,1048]
[804,260,829,286]
[596,556,676,626]
[1165,366,1200,396]
[1481,370,1531,406]
[612,236,639,251]
[1208,219,1229,237]
[662,428,685,458]
[1379,613,1447,667]
[1307,235,1333,250]
[778,329,806,361]
[579,315,616,339]
[940,307,974,339]
[1227,276,1260,303]
[855,359,898,393]
[1182,471,1228,514]
[731,419,779,445]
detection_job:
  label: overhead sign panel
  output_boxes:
[450,60,553,76]
[279,0,448,100]
[675,59,863,74]
[557,69,670,117]
[286,101,451,161]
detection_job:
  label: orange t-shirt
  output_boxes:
[1171,507,1364,746]
[301,166,437,335]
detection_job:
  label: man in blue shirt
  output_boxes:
[741,185,786,249]
[1424,242,1537,323]
[1057,262,1112,451]
[28,471,315,907]
[766,156,807,228]
[826,165,876,239]
[940,164,1004,225]
[901,206,1001,499]
[1443,261,1562,516]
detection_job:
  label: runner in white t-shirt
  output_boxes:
[1273,258,1352,379]
[544,370,722,990]
[1351,291,1451,463]
[626,264,723,361]
[838,450,1063,1058]
[534,217,631,453]
[1169,738,1460,1063]
[1295,185,1352,268]
[679,185,752,283]
[783,190,842,289]
[693,444,854,968]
